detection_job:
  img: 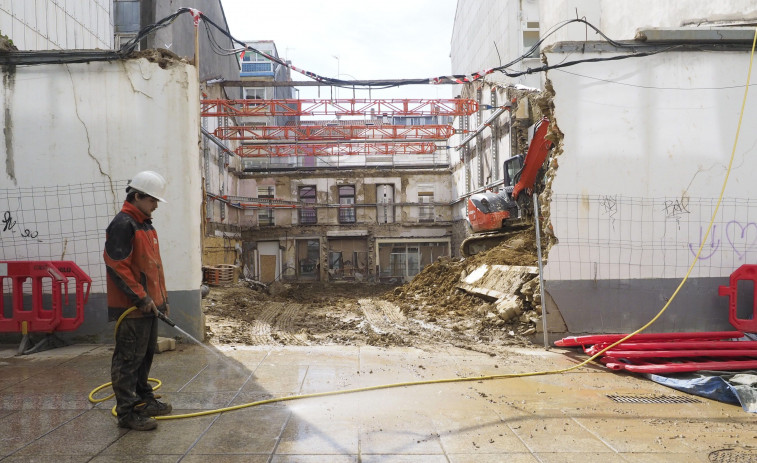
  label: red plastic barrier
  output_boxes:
[0,260,90,333]
[554,331,744,347]
[585,340,757,356]
[718,264,757,333]
[602,358,757,374]
[52,261,91,331]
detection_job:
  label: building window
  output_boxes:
[241,49,274,73]
[299,185,317,224]
[258,186,274,226]
[338,185,356,223]
[523,21,540,58]
[244,87,266,100]
[418,184,434,222]
[377,184,394,224]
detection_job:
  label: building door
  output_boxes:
[296,239,320,280]
[257,241,279,283]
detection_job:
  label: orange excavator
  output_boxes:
[460,117,553,257]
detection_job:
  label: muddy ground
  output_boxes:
[202,227,544,356]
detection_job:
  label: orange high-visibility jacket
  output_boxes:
[104,201,168,321]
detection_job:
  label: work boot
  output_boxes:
[135,396,172,416]
[118,412,157,431]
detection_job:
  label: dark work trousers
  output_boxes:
[111,316,158,418]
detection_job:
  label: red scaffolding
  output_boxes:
[236,142,438,157]
[214,124,455,141]
[201,98,478,117]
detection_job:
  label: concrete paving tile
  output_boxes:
[265,346,360,367]
[447,454,539,463]
[270,456,357,463]
[619,453,711,463]
[358,410,445,455]
[175,364,253,393]
[11,410,123,457]
[359,455,447,463]
[574,416,717,453]
[158,391,240,410]
[183,455,269,463]
[507,417,615,453]
[0,409,86,457]
[275,412,359,455]
[0,391,94,410]
[300,365,363,393]
[100,413,216,456]
[432,408,531,454]
[188,405,290,455]
[1,456,94,463]
[90,456,183,463]
[243,363,309,394]
[534,452,627,463]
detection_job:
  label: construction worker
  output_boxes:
[103,170,172,431]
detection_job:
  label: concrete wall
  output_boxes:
[0,0,112,50]
[0,58,203,341]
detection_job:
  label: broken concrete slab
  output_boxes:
[458,264,538,300]
[458,264,540,323]
[156,337,175,353]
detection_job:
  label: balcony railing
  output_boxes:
[300,208,317,224]
[338,206,356,223]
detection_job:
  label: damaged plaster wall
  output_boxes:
[0,57,203,340]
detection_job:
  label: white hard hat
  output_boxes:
[127,171,167,202]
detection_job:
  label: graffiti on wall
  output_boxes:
[1,210,40,240]
[688,221,757,260]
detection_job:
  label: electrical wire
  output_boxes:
[2,9,740,89]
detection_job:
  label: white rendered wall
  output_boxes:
[0,59,201,298]
[539,0,757,46]
[0,0,113,50]
[543,49,757,281]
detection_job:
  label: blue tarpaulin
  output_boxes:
[647,371,757,413]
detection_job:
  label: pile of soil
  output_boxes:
[203,228,541,355]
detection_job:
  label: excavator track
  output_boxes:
[460,222,531,257]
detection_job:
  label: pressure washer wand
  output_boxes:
[154,309,176,327]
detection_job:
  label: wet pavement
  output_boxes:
[0,342,755,462]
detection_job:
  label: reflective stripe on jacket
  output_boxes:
[104,201,168,321]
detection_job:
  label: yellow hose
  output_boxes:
[87,306,162,413]
[91,29,757,420]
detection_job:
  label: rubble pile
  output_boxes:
[387,227,545,338]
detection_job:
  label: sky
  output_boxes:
[221,0,459,101]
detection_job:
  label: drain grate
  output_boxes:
[606,394,701,404]
[709,449,757,463]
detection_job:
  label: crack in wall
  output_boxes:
[122,61,154,99]
[65,64,117,214]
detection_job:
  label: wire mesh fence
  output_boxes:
[0,181,126,292]
[545,194,757,281]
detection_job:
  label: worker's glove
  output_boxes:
[136,296,157,315]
